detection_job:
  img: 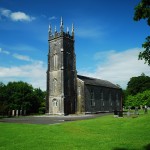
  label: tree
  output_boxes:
[125,90,150,107]
[0,82,8,115]
[133,0,150,65]
[4,81,45,114]
[34,88,46,114]
[126,73,150,95]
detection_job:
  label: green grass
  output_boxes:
[0,113,150,150]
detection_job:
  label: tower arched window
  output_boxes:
[53,54,58,70]
[53,99,58,107]
[53,78,57,93]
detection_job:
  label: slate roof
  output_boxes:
[77,75,120,89]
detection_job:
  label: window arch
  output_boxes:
[109,92,112,106]
[53,99,58,107]
[53,54,58,69]
[53,78,57,93]
[90,89,95,106]
[116,93,119,106]
[100,90,103,101]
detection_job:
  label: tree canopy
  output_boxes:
[134,0,150,65]
[126,73,150,95]
[0,81,46,115]
[124,73,150,107]
[125,90,150,107]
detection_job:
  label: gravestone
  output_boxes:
[16,110,18,116]
[127,106,131,117]
[134,107,139,115]
[20,110,22,116]
[144,105,148,114]
[12,110,15,116]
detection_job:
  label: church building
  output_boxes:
[46,18,122,115]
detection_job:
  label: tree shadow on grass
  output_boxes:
[112,143,150,150]
[143,143,150,150]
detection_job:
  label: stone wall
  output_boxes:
[84,85,122,113]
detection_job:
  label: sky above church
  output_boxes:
[0,0,149,90]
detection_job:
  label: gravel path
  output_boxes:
[0,113,111,125]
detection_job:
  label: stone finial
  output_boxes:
[48,24,52,35]
[72,23,74,36]
[60,17,63,32]
[60,16,63,26]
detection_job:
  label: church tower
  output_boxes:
[46,18,77,115]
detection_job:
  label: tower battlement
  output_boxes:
[48,17,74,41]
[48,31,74,40]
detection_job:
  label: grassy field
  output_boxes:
[0,112,150,150]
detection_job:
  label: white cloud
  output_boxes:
[0,46,46,90]
[48,16,57,21]
[13,53,33,62]
[0,8,11,17]
[0,61,46,90]
[78,48,150,89]
[0,47,10,55]
[10,12,35,21]
[0,8,35,22]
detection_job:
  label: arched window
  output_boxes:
[53,99,58,107]
[53,78,57,93]
[116,93,119,106]
[90,90,95,106]
[100,90,103,101]
[53,54,58,69]
[109,92,112,106]
[100,90,104,106]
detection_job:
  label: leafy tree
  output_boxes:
[139,36,150,65]
[133,0,150,65]
[0,82,8,115]
[4,81,46,114]
[6,81,33,112]
[126,73,150,95]
[134,0,150,25]
[125,90,150,107]
[34,88,46,114]
[122,89,128,106]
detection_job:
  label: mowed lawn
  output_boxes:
[0,112,150,150]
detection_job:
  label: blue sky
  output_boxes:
[0,0,149,90]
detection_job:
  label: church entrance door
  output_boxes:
[52,99,59,114]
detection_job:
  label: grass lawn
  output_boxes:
[0,112,150,150]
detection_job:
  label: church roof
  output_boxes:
[77,75,120,89]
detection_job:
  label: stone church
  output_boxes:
[46,18,122,115]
